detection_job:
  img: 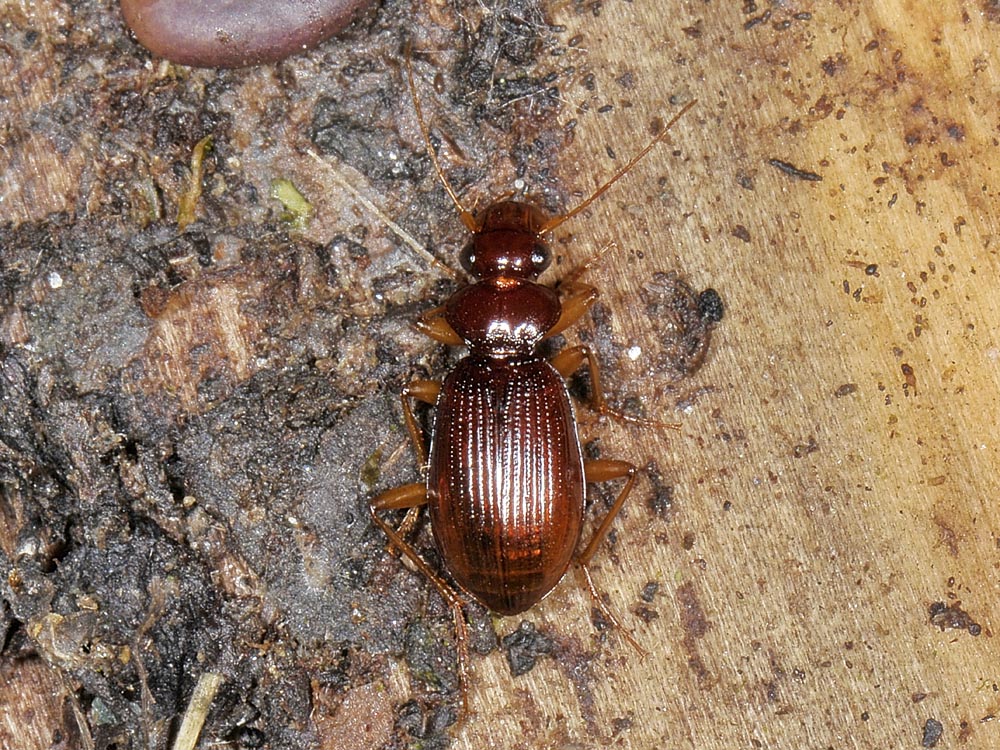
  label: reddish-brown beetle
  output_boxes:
[369,60,696,702]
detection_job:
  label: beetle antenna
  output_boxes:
[304,148,460,279]
[538,99,697,236]
[559,240,619,286]
[406,48,479,233]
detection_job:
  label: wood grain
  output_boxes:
[0,658,76,750]
[451,2,1000,748]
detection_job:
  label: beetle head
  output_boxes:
[460,201,552,280]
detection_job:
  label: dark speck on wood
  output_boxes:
[768,158,823,181]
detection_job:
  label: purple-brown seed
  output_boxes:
[120,0,376,68]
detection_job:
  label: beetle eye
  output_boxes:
[531,244,551,274]
[459,245,477,275]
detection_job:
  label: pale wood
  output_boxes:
[449,3,1000,749]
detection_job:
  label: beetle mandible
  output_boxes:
[369,55,696,701]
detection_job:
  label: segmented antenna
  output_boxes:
[405,50,479,233]
[538,99,698,235]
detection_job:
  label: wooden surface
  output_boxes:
[449,2,1000,748]
[2,1,998,749]
[0,658,76,749]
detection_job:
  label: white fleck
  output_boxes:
[17,538,38,556]
[627,345,642,360]
[48,271,63,289]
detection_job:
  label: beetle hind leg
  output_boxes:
[371,378,472,716]
[369,485,473,717]
[576,459,647,656]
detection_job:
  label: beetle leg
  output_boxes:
[369,488,472,714]
[544,280,599,340]
[557,240,622,287]
[400,380,440,469]
[393,380,440,539]
[544,241,625,340]
[549,344,604,405]
[579,460,638,564]
[414,305,464,346]
[370,482,427,511]
[550,345,681,430]
[577,459,647,655]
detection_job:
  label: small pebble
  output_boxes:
[120,0,375,68]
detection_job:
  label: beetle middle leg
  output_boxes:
[549,338,656,650]
[577,458,647,654]
[391,379,440,538]
[398,379,440,469]
[550,344,680,429]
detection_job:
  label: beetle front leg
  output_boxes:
[413,305,463,346]
[545,242,624,339]
[576,459,647,655]
[545,280,599,340]
[370,485,472,715]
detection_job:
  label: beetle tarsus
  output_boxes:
[580,563,648,657]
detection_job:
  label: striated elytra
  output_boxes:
[119,0,376,68]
